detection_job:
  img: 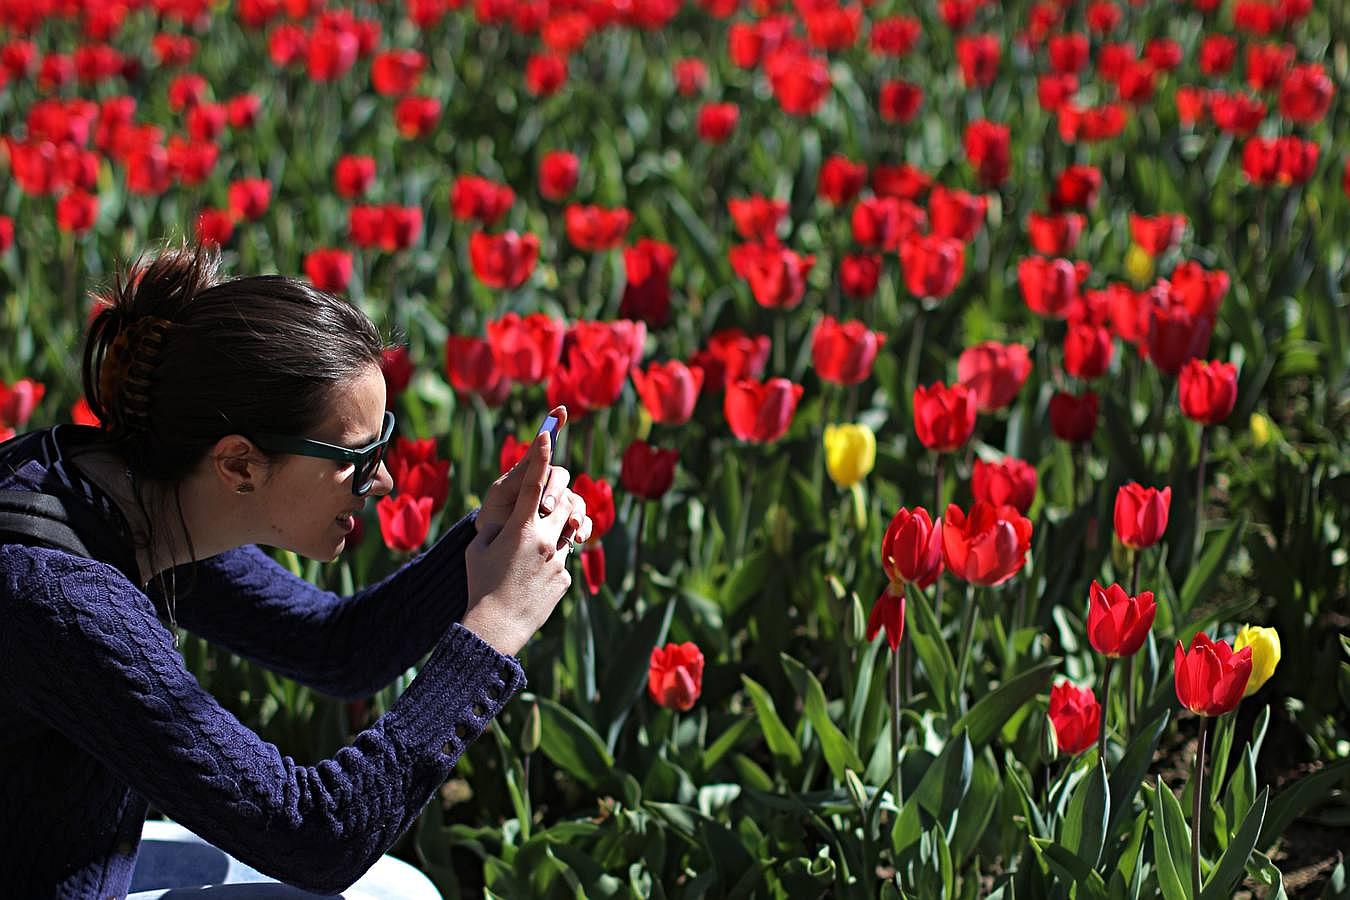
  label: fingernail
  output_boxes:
[541,495,555,513]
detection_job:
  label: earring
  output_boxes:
[236,483,254,494]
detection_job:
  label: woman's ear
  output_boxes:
[210,434,269,487]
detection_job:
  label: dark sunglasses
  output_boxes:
[249,410,396,496]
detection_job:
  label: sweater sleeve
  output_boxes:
[0,544,525,896]
[165,509,481,700]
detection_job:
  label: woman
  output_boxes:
[0,244,591,897]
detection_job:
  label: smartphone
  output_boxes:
[537,414,561,446]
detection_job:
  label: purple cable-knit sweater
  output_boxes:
[0,425,527,898]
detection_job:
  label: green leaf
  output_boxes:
[533,696,615,790]
[1062,759,1111,869]
[741,675,803,768]
[949,751,1001,865]
[1244,851,1287,900]
[950,659,1057,750]
[907,584,957,718]
[1257,758,1350,850]
[1201,786,1269,900]
[1108,711,1170,839]
[722,549,775,614]
[1178,515,1247,615]
[597,598,675,751]
[702,716,757,774]
[1150,782,1192,900]
[914,730,974,825]
[781,654,864,780]
[1029,837,1110,900]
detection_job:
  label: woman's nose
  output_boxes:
[371,460,395,496]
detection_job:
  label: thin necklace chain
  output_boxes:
[125,464,180,649]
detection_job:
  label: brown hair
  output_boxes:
[80,241,386,617]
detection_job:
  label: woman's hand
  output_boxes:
[476,405,583,542]
[461,430,589,657]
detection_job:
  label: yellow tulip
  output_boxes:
[823,423,876,488]
[1234,624,1281,697]
[1249,412,1273,448]
[1125,244,1155,288]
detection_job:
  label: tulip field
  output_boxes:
[4,0,1350,895]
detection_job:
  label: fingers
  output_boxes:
[540,464,572,516]
[508,431,553,525]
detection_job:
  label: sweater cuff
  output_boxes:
[381,622,527,763]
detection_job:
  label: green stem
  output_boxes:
[1126,550,1141,731]
[1192,426,1208,568]
[1097,658,1115,764]
[891,646,903,810]
[1192,716,1209,899]
[954,583,979,714]
[631,500,648,604]
[933,455,946,628]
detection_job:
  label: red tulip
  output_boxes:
[70,395,100,427]
[388,438,450,513]
[852,196,924,251]
[690,329,771,390]
[928,185,987,242]
[839,253,882,299]
[1278,63,1332,124]
[538,149,579,201]
[728,195,788,242]
[913,382,977,452]
[880,506,943,590]
[227,178,271,220]
[1145,37,1182,71]
[1130,213,1187,256]
[195,207,234,246]
[1087,580,1157,658]
[525,53,567,95]
[620,238,678,327]
[1176,86,1209,125]
[303,248,353,293]
[817,154,867,205]
[956,33,1000,87]
[621,440,679,499]
[1027,211,1085,256]
[1113,482,1171,549]
[1018,256,1090,319]
[724,377,803,443]
[1050,164,1103,211]
[1048,33,1089,73]
[0,216,12,253]
[866,586,906,652]
[1209,91,1266,135]
[899,234,965,300]
[870,15,920,56]
[1245,41,1294,91]
[766,49,831,116]
[941,501,1032,586]
[1145,295,1213,376]
[0,378,45,427]
[380,347,413,408]
[376,494,433,552]
[445,334,508,403]
[334,154,375,198]
[572,474,615,540]
[728,242,814,309]
[804,3,860,50]
[871,162,931,201]
[499,434,529,474]
[964,119,1010,187]
[879,79,923,124]
[1174,632,1253,716]
[469,230,540,289]
[1179,359,1237,426]
[378,205,422,251]
[565,204,632,251]
[1037,72,1079,112]
[547,345,629,416]
[371,48,425,95]
[1086,0,1121,32]
[696,102,739,143]
[1048,681,1100,755]
[956,341,1032,412]
[1167,262,1229,320]
[1063,320,1113,379]
[648,642,704,711]
[56,189,99,234]
[451,175,515,225]
[486,312,563,384]
[672,57,708,95]
[394,95,440,139]
[812,316,886,386]
[632,360,703,425]
[972,457,1037,514]
[1049,390,1098,443]
[1200,34,1237,75]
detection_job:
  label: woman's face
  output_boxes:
[256,364,394,561]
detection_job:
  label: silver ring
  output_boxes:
[560,534,575,550]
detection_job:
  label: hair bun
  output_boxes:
[99,315,174,434]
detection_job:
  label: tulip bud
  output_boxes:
[847,591,867,647]
[823,423,876,488]
[521,701,541,754]
[1039,708,1060,764]
[845,768,869,811]
[1249,412,1274,448]
[1125,243,1154,287]
[1233,625,1280,696]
